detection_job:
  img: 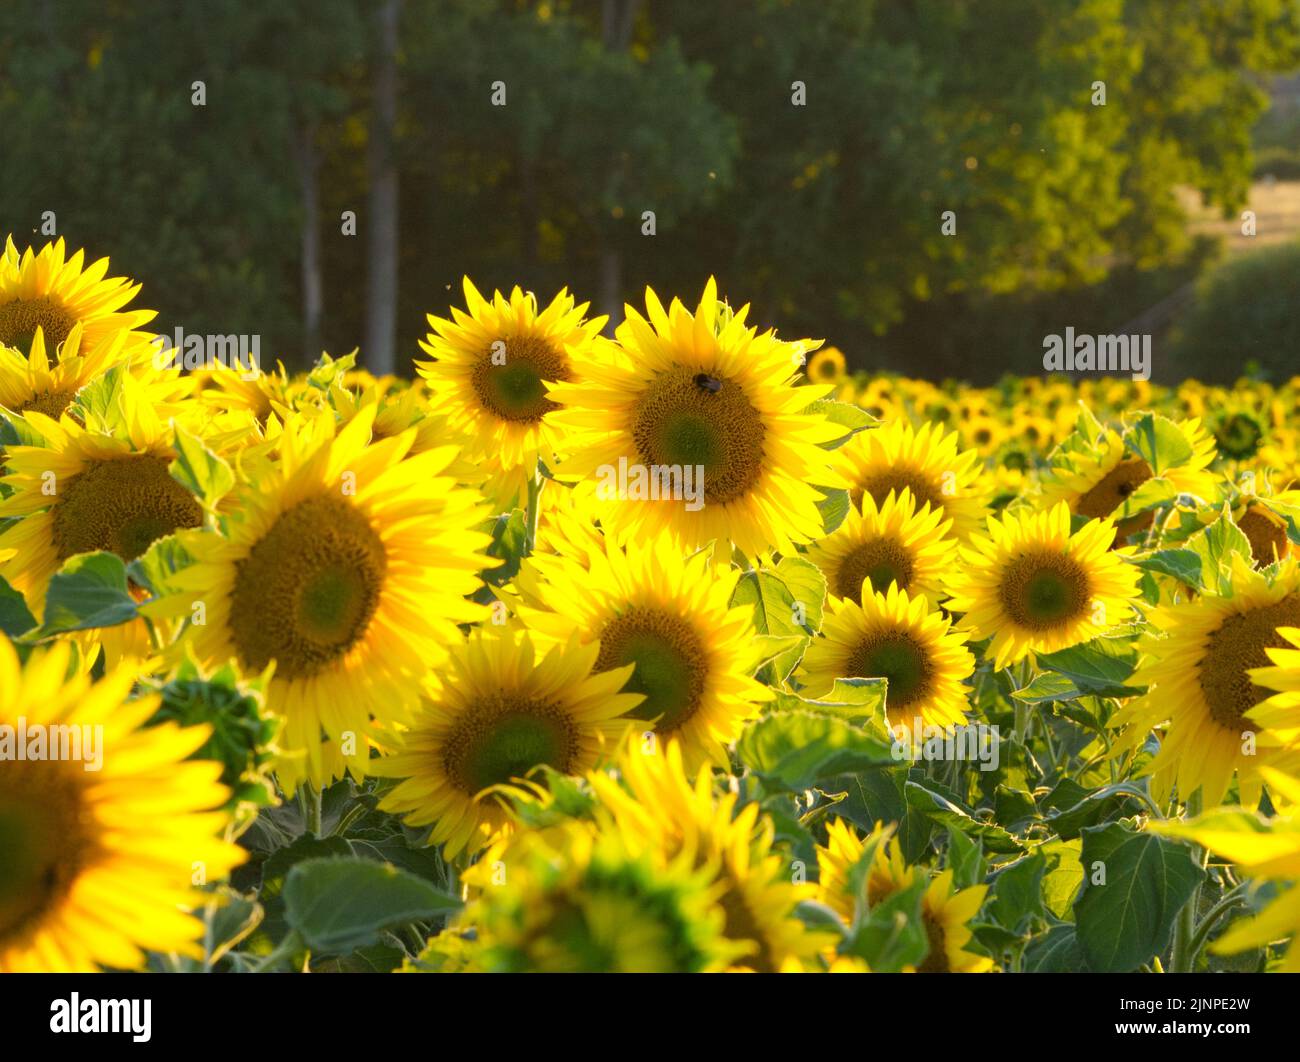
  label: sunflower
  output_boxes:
[518,534,770,768]
[830,419,988,542]
[802,487,957,608]
[1151,768,1300,971]
[1041,417,1220,543]
[450,820,743,972]
[373,628,642,858]
[815,818,992,972]
[1113,556,1300,807]
[142,407,495,792]
[798,583,974,732]
[548,279,846,557]
[588,737,833,972]
[1232,498,1296,568]
[945,502,1142,669]
[0,639,244,972]
[417,279,607,509]
[1251,625,1300,747]
[805,345,847,385]
[0,237,155,356]
[0,385,205,659]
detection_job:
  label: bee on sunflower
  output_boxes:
[547,278,847,558]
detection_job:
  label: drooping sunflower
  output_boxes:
[518,534,771,768]
[417,279,607,508]
[143,407,495,792]
[1040,417,1220,543]
[815,818,992,973]
[449,820,743,973]
[830,419,988,542]
[588,737,833,972]
[373,628,643,858]
[802,487,958,608]
[798,582,974,733]
[0,388,205,661]
[0,639,244,972]
[945,502,1142,669]
[1113,556,1300,807]
[548,279,847,557]
[0,236,155,356]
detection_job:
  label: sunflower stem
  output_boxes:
[1186,883,1248,965]
[523,468,544,556]
[1169,789,1204,972]
[300,784,323,837]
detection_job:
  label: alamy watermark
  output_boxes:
[596,456,705,512]
[889,718,1000,772]
[0,717,103,771]
[152,326,261,379]
[1042,327,1151,381]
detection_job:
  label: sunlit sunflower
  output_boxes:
[452,820,743,972]
[0,389,204,663]
[417,279,607,509]
[945,502,1141,669]
[548,279,847,557]
[1113,556,1300,807]
[798,582,974,732]
[0,237,155,356]
[373,628,642,858]
[0,639,244,972]
[805,346,846,385]
[1041,418,1219,543]
[830,419,988,542]
[589,737,831,972]
[1151,768,1300,971]
[142,407,495,792]
[803,487,957,608]
[0,326,153,423]
[815,818,992,973]
[1251,625,1300,748]
[518,534,770,768]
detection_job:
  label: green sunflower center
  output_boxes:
[470,333,570,423]
[1198,595,1300,731]
[443,693,578,794]
[632,366,766,505]
[835,536,915,603]
[229,495,387,679]
[856,468,943,513]
[0,762,92,945]
[52,454,204,562]
[846,629,934,709]
[595,606,708,733]
[0,296,77,352]
[1214,413,1263,461]
[997,551,1091,631]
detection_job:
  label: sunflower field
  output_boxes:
[2,235,1300,980]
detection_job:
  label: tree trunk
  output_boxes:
[364,0,403,376]
[596,0,641,332]
[295,120,323,366]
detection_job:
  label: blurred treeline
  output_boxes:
[2,0,1297,379]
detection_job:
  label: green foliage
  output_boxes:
[1170,239,1300,383]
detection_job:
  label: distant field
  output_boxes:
[1180,179,1300,251]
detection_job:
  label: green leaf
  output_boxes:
[731,556,827,681]
[903,779,1023,854]
[126,533,195,596]
[841,875,929,972]
[283,857,461,955]
[0,575,36,637]
[1073,823,1206,972]
[806,399,876,446]
[1128,413,1193,477]
[1039,838,1085,919]
[946,828,986,890]
[169,425,234,509]
[1011,671,1084,704]
[989,853,1045,932]
[1186,506,1252,596]
[1136,548,1205,592]
[1036,637,1143,698]
[737,710,895,792]
[1023,923,1089,972]
[815,488,851,535]
[26,551,138,638]
[202,887,264,968]
[483,508,528,587]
